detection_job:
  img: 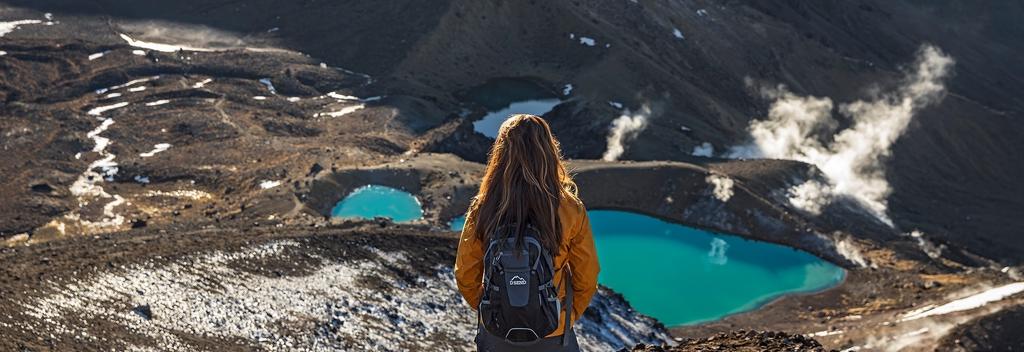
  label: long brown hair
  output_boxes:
[466,114,578,253]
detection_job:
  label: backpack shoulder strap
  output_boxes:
[561,263,573,346]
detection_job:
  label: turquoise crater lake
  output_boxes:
[589,210,844,326]
[330,185,424,222]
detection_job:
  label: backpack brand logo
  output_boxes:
[509,275,527,286]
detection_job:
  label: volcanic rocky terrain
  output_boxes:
[2,1,1023,351]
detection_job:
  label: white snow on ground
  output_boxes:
[258,78,276,94]
[104,92,122,99]
[578,36,596,46]
[0,51,6,56]
[809,329,844,337]
[66,117,124,230]
[87,102,129,116]
[326,91,361,100]
[673,28,685,39]
[133,175,150,184]
[119,33,217,53]
[563,83,573,95]
[900,283,1024,322]
[139,143,171,158]
[0,19,43,37]
[314,104,365,118]
[132,50,146,56]
[145,99,170,107]
[16,240,667,351]
[697,9,709,17]
[259,180,281,189]
[286,97,301,102]
[706,174,734,202]
[100,76,158,92]
[192,78,213,88]
[692,142,714,157]
[128,86,146,92]
[144,189,211,200]
[608,101,623,109]
[252,96,267,100]
[88,51,108,60]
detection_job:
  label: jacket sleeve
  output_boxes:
[454,212,484,310]
[568,207,600,321]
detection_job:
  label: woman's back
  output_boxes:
[453,114,599,351]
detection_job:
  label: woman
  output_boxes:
[455,114,600,351]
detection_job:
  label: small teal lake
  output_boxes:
[449,215,467,232]
[330,185,423,222]
[589,210,844,326]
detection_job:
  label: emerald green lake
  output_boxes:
[330,185,423,222]
[589,210,844,326]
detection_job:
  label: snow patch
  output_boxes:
[563,84,574,96]
[900,283,1024,322]
[145,100,170,107]
[87,102,129,116]
[0,20,43,37]
[314,104,365,118]
[672,28,685,40]
[88,51,109,60]
[119,33,217,53]
[192,78,213,88]
[139,143,171,158]
[144,189,211,200]
[259,180,281,189]
[258,78,276,94]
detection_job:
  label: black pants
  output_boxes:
[475,325,580,352]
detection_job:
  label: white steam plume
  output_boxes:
[729,45,954,225]
[602,105,650,161]
[706,174,734,202]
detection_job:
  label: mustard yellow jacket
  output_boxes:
[454,196,600,337]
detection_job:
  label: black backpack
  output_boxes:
[478,224,573,346]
